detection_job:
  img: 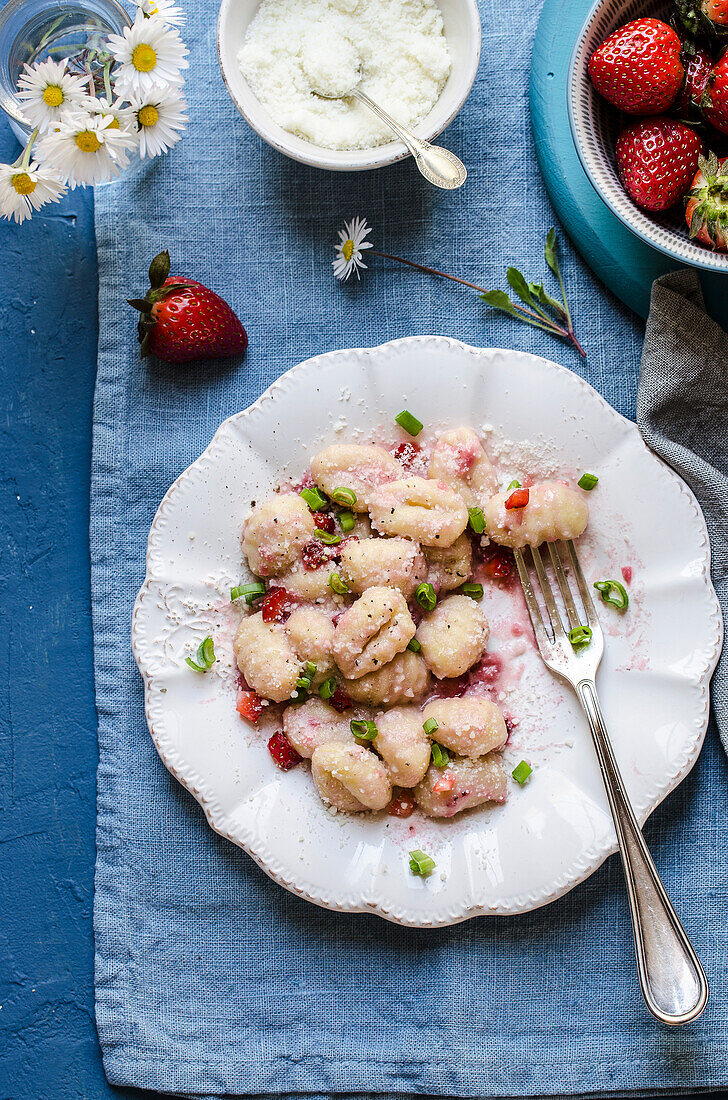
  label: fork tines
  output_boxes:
[513,540,600,652]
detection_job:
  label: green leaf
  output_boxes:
[126,297,151,313]
[544,228,559,277]
[506,267,536,308]
[148,250,171,290]
[480,289,518,316]
[529,281,567,320]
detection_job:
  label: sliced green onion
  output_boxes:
[395,409,423,437]
[296,676,312,691]
[315,528,341,546]
[407,637,422,653]
[461,582,483,600]
[423,717,439,737]
[430,742,449,768]
[351,719,378,741]
[338,509,355,533]
[415,582,437,611]
[468,506,485,534]
[409,849,436,876]
[231,581,266,604]
[319,677,337,700]
[331,487,357,507]
[185,636,215,673]
[578,472,599,491]
[512,760,532,785]
[301,486,328,510]
[304,661,317,676]
[594,579,629,611]
[568,624,593,648]
[507,479,522,490]
[329,571,349,595]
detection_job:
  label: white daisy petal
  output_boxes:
[0,160,66,223]
[16,58,92,131]
[137,0,186,27]
[131,88,188,158]
[107,12,188,99]
[333,216,373,281]
[35,112,137,188]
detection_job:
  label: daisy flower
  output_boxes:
[16,58,91,131]
[137,0,186,27]
[333,216,373,281]
[89,96,139,138]
[107,12,188,99]
[0,160,66,223]
[132,89,188,158]
[36,113,137,188]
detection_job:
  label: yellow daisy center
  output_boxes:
[76,130,101,153]
[106,117,121,129]
[137,104,159,127]
[43,84,64,107]
[132,43,157,72]
[12,172,36,195]
[342,238,354,262]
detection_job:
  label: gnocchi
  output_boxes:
[424,533,473,592]
[311,742,392,812]
[332,586,416,679]
[340,536,427,597]
[428,427,498,509]
[368,476,468,547]
[343,650,431,706]
[285,606,335,683]
[484,480,589,550]
[414,754,508,818]
[310,444,400,512]
[416,595,489,679]
[242,494,315,577]
[234,613,300,703]
[283,698,357,758]
[422,697,508,757]
[372,707,431,788]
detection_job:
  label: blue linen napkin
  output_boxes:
[92,0,728,1093]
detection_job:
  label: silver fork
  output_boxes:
[514,539,709,1026]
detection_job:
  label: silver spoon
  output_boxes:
[313,74,467,190]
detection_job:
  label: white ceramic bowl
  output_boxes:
[568,0,728,273]
[217,0,481,172]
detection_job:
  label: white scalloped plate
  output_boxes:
[132,337,722,926]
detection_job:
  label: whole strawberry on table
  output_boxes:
[587,0,728,250]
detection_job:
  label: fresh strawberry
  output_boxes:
[267,731,302,771]
[236,689,266,723]
[393,441,422,471]
[615,117,703,211]
[587,18,684,114]
[329,687,353,713]
[674,46,713,114]
[261,585,295,623]
[482,547,514,580]
[685,152,728,249]
[674,0,728,40]
[311,511,336,534]
[128,250,248,363]
[505,487,530,509]
[702,52,728,133]
[387,790,416,818]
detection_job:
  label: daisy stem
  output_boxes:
[86,62,95,99]
[15,128,39,171]
[103,60,113,104]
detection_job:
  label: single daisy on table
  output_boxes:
[107,12,188,100]
[137,0,186,27]
[36,112,137,188]
[16,58,91,131]
[0,160,66,223]
[131,88,188,157]
[333,216,373,281]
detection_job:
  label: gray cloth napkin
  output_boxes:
[637,269,728,753]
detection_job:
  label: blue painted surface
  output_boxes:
[0,116,154,1100]
[529,0,728,324]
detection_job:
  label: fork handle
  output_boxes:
[577,680,708,1025]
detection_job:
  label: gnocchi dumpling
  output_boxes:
[372,706,431,788]
[484,480,589,550]
[282,698,358,758]
[340,536,426,597]
[333,586,416,680]
[233,613,300,703]
[310,444,400,512]
[284,606,335,684]
[415,595,488,679]
[311,742,392,812]
[275,563,337,604]
[414,754,508,818]
[242,494,315,577]
[343,650,431,706]
[428,427,498,509]
[424,533,473,593]
[368,477,469,548]
[422,697,507,757]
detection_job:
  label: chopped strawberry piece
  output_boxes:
[301,539,327,570]
[433,772,456,793]
[236,689,266,722]
[505,488,530,509]
[393,441,422,471]
[435,674,469,698]
[267,731,302,771]
[621,565,633,584]
[330,687,353,712]
[312,511,335,534]
[483,548,513,579]
[261,586,294,623]
[387,790,416,818]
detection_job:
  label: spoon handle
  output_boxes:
[352,89,466,190]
